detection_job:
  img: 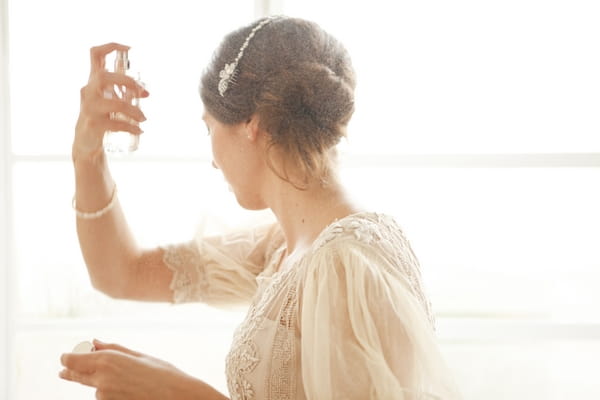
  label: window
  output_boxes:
[2,1,599,399]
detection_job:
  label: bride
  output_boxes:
[60,15,462,400]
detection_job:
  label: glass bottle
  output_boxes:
[103,50,144,154]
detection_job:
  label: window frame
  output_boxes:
[1,0,15,397]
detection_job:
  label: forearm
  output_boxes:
[173,372,230,400]
[73,149,141,297]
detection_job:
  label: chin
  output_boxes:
[236,198,268,211]
[233,191,267,211]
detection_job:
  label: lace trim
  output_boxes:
[226,252,298,400]
[313,212,435,328]
[268,290,297,399]
[227,339,260,400]
[162,241,209,303]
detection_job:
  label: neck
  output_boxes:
[266,174,362,256]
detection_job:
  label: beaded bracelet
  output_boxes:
[72,185,117,220]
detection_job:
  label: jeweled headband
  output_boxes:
[218,16,279,97]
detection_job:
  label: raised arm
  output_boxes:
[72,43,170,301]
[73,43,283,305]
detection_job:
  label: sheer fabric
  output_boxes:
[163,212,461,399]
[164,222,284,305]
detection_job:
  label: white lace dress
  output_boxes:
[163,212,461,400]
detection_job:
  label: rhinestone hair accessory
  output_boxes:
[218,16,277,97]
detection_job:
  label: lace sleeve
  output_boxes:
[163,241,209,304]
[297,237,462,400]
[163,223,284,306]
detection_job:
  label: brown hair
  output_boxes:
[200,17,356,189]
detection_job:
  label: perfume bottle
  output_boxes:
[103,49,144,154]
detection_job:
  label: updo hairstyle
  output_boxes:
[200,17,356,188]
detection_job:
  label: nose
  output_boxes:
[211,161,218,169]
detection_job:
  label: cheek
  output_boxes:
[210,134,225,169]
[210,139,218,167]
[210,132,242,182]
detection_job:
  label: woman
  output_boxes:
[60,16,461,400]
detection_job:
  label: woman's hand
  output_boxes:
[73,43,149,161]
[59,339,201,400]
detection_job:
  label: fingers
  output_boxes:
[93,339,143,358]
[76,45,149,157]
[108,118,144,136]
[77,114,143,139]
[90,43,130,74]
[59,367,97,388]
[59,347,132,387]
[105,71,147,96]
[60,352,96,374]
[77,108,144,139]
[81,71,148,124]
[87,71,148,98]
[85,96,147,124]
[78,84,146,137]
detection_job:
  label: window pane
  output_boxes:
[284,0,600,154]
[9,0,253,156]
[340,166,600,321]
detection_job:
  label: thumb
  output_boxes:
[93,339,143,357]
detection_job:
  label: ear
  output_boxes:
[244,114,261,142]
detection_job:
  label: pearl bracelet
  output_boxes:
[72,185,117,220]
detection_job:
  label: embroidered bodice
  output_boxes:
[163,212,461,400]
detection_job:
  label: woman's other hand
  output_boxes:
[59,339,193,400]
[73,43,148,160]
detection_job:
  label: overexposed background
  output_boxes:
[1,0,599,399]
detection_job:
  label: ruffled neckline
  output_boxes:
[256,211,393,281]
